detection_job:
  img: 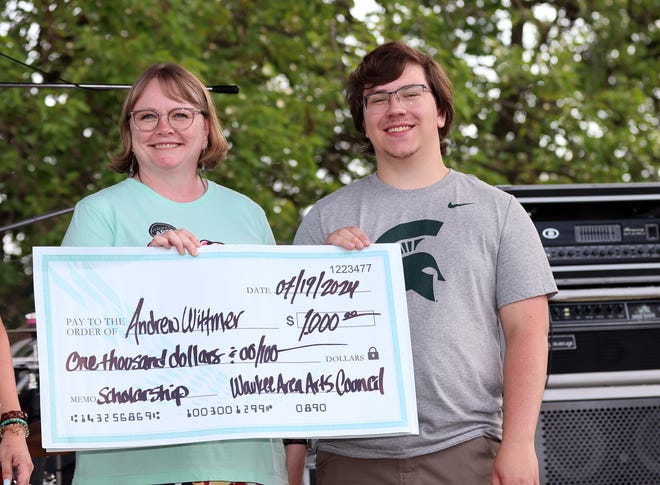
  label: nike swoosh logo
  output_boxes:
[447,202,475,209]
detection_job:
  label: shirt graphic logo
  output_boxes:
[376,219,444,302]
[148,223,224,245]
[149,222,176,236]
[447,201,474,209]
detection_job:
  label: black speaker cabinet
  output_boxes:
[535,396,660,484]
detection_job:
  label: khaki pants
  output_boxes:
[316,436,500,485]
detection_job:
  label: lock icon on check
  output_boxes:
[367,347,379,360]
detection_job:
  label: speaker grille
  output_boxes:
[536,397,660,484]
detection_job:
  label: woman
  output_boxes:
[0,317,33,485]
[62,63,292,485]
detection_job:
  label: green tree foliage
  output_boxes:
[1,0,658,326]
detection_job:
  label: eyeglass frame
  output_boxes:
[128,107,207,132]
[362,84,430,112]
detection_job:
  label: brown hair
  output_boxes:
[345,41,454,155]
[109,63,228,174]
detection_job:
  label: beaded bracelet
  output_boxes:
[0,410,28,422]
[0,417,30,439]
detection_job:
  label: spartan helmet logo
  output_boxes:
[376,219,444,302]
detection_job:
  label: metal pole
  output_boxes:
[0,82,239,93]
[0,207,74,233]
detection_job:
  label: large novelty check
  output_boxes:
[33,244,417,450]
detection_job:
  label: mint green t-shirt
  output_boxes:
[63,178,275,247]
[63,178,286,485]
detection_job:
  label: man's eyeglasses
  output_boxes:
[129,108,205,132]
[362,84,430,113]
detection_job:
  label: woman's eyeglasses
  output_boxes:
[129,108,205,132]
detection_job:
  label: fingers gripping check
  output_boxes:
[324,226,371,250]
[148,229,201,256]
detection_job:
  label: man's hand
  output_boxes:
[324,226,370,250]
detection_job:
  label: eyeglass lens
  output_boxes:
[364,84,427,111]
[132,108,197,132]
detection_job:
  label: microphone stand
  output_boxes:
[0,82,239,93]
[0,207,74,233]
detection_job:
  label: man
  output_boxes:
[294,41,557,484]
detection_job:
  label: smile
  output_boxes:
[386,125,412,133]
[152,143,180,149]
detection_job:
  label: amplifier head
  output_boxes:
[499,182,660,287]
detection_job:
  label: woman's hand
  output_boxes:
[0,431,33,485]
[148,229,201,256]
